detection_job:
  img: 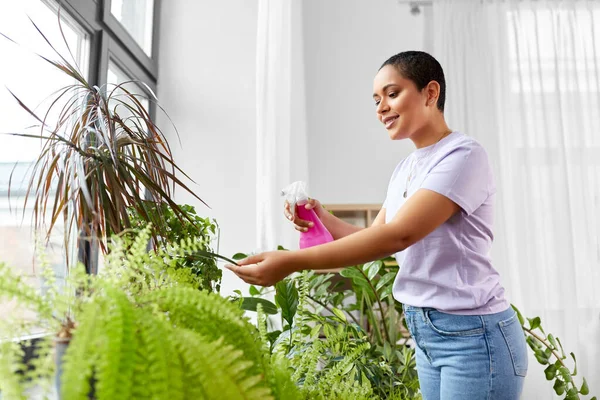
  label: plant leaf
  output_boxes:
[544,365,557,380]
[274,280,298,327]
[239,297,278,315]
[527,316,541,331]
[331,308,346,322]
[580,378,589,395]
[553,378,566,395]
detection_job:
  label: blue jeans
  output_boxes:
[403,305,528,400]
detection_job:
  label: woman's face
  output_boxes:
[373,65,435,140]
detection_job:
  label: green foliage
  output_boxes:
[2,18,207,260]
[0,228,299,399]
[513,305,596,400]
[235,256,419,400]
[128,201,223,292]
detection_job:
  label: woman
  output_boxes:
[226,51,528,399]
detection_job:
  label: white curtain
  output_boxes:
[256,0,309,252]
[432,0,600,398]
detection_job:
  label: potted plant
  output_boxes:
[0,228,300,399]
[2,19,206,268]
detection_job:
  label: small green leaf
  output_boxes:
[310,324,322,338]
[570,352,577,376]
[275,279,299,327]
[249,285,260,296]
[232,252,247,260]
[557,338,567,358]
[554,379,566,395]
[331,307,346,322]
[527,316,541,331]
[565,387,579,400]
[267,330,282,345]
[544,365,557,380]
[558,367,572,382]
[375,271,396,292]
[535,353,549,365]
[364,260,382,281]
[548,334,558,349]
[511,304,525,326]
[239,297,278,314]
[580,378,589,395]
[340,363,354,375]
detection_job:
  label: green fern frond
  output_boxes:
[0,340,27,400]
[143,287,267,376]
[60,300,102,400]
[22,335,55,396]
[321,342,371,387]
[0,262,53,319]
[131,309,185,400]
[173,331,273,400]
[267,354,302,400]
[93,288,137,400]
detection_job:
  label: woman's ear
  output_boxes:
[425,81,440,107]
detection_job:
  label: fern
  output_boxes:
[130,309,185,400]
[143,287,268,376]
[0,340,27,400]
[93,288,137,400]
[22,335,55,396]
[60,300,101,400]
[0,262,53,320]
[173,330,273,400]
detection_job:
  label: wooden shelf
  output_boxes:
[323,203,382,229]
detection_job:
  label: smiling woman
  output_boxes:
[227,50,528,400]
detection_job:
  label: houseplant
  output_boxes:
[233,251,420,399]
[2,19,207,266]
[128,201,222,292]
[236,251,596,400]
[0,227,299,399]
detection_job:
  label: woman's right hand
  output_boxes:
[284,198,324,232]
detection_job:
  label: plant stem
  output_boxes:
[523,327,578,392]
[355,266,391,345]
[307,295,361,327]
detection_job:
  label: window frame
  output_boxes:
[1,0,162,283]
[101,0,161,80]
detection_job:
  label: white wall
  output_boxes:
[156,0,259,295]
[302,0,425,204]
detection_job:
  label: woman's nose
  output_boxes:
[377,100,389,115]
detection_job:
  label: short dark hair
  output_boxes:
[380,51,446,112]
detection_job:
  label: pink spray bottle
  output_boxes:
[281,181,334,249]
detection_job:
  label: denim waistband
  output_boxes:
[402,304,514,321]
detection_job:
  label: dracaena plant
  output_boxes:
[1,16,204,263]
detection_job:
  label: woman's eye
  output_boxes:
[374,100,380,106]
[389,92,397,98]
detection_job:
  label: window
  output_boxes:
[0,0,161,326]
[110,0,155,57]
[0,0,89,327]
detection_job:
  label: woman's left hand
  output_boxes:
[225,250,300,287]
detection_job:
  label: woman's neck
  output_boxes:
[410,119,452,149]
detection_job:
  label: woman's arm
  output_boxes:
[297,190,458,271]
[227,189,459,286]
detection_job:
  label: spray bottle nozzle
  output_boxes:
[281,181,309,218]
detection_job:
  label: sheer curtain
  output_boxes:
[255,0,309,252]
[432,0,600,397]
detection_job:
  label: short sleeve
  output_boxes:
[420,143,492,215]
